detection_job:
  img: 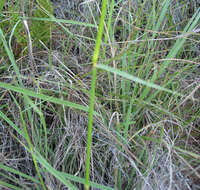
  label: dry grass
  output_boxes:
[0,0,200,189]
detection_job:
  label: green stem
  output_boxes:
[85,0,107,190]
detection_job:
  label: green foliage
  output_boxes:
[31,0,53,46]
[0,0,199,189]
[0,0,53,57]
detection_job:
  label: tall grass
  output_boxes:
[0,0,199,189]
[85,0,107,189]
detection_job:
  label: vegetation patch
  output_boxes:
[0,0,199,189]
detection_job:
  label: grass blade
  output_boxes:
[0,82,93,114]
[96,64,183,96]
[85,0,107,189]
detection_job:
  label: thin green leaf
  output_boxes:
[0,110,26,138]
[21,16,97,28]
[0,180,22,190]
[96,64,183,97]
[34,151,78,190]
[85,0,107,189]
[0,82,95,114]
[0,164,40,184]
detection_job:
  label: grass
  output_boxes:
[85,0,107,189]
[0,0,200,189]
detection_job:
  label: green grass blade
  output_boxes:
[25,97,48,158]
[8,20,21,49]
[0,82,95,114]
[0,164,40,184]
[0,180,23,190]
[96,64,183,97]
[0,0,5,14]
[0,110,26,138]
[159,8,200,75]
[22,16,97,28]
[34,151,78,190]
[85,0,107,189]
[0,27,23,86]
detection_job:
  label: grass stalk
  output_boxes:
[85,0,107,189]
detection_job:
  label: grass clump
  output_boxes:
[0,0,200,189]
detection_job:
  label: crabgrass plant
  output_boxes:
[0,0,200,189]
